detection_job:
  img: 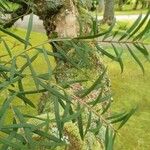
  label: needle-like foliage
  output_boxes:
[0,1,150,150]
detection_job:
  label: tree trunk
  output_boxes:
[148,1,150,8]
[133,0,139,10]
[34,0,112,111]
[102,0,115,25]
[33,2,111,149]
[118,0,124,11]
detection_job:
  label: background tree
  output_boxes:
[102,0,115,25]
[133,0,150,10]
[118,0,126,10]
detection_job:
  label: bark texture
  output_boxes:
[34,0,112,112]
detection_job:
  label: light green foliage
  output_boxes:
[0,21,150,148]
[105,50,150,150]
[0,2,150,149]
[28,114,103,150]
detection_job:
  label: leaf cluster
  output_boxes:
[0,4,149,150]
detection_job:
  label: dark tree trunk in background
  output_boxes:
[148,1,150,8]
[133,0,140,10]
[118,0,124,11]
[102,0,115,25]
[142,0,150,9]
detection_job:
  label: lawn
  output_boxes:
[115,9,148,15]
[0,28,55,123]
[0,28,150,150]
[114,4,148,15]
[105,52,150,150]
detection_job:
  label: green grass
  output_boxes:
[115,9,148,15]
[114,4,148,15]
[105,52,150,150]
[97,9,148,16]
[0,28,150,149]
[0,28,55,123]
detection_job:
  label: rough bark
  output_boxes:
[33,0,111,113]
[102,0,115,25]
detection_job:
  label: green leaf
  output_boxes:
[107,111,127,120]
[88,86,104,106]
[0,2,7,11]
[89,92,112,107]
[112,44,124,73]
[33,130,61,142]
[105,126,109,149]
[71,41,90,66]
[9,89,35,108]
[17,89,47,95]
[41,46,52,77]
[3,40,12,58]
[126,44,145,73]
[74,22,116,40]
[52,42,80,69]
[77,103,84,140]
[18,79,25,96]
[62,110,81,123]
[79,68,107,98]
[37,73,51,80]
[84,111,92,136]
[53,96,63,139]
[92,15,98,35]
[0,94,16,128]
[95,44,117,61]
[24,54,39,90]
[37,79,69,101]
[0,27,30,45]
[128,10,150,39]
[1,131,16,150]
[110,113,129,124]
[0,76,22,92]
[119,14,142,41]
[0,65,10,72]
[25,13,33,49]
[36,47,63,59]
[134,44,149,56]
[20,53,39,73]
[133,18,150,41]
[101,101,111,115]
[13,107,34,147]
[105,127,115,150]
[10,57,16,82]
[0,137,25,149]
[1,123,36,130]
[0,128,26,144]
[118,107,137,129]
